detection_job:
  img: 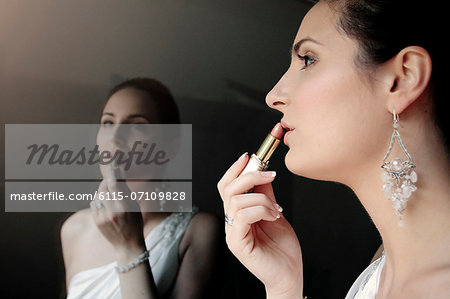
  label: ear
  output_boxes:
[383,46,432,114]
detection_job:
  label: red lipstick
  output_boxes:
[239,122,284,176]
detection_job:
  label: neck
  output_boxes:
[346,117,450,287]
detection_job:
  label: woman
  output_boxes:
[61,78,223,298]
[218,1,449,298]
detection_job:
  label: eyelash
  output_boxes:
[297,54,316,70]
[102,120,113,127]
[101,120,146,127]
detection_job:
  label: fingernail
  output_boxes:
[261,171,276,177]
[270,209,281,219]
[273,202,283,213]
[239,152,248,160]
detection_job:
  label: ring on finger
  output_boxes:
[224,213,234,226]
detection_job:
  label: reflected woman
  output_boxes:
[218,1,449,298]
[61,78,222,299]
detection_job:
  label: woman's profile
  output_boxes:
[218,0,449,298]
[61,77,222,299]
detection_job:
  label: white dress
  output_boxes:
[67,206,199,299]
[345,251,386,299]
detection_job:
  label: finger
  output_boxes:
[90,199,97,214]
[253,182,276,203]
[223,170,276,205]
[225,193,281,220]
[91,180,108,215]
[99,162,116,180]
[100,177,137,213]
[94,182,117,227]
[226,205,280,243]
[98,162,119,194]
[217,152,249,197]
[112,162,122,180]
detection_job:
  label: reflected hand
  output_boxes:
[90,164,144,252]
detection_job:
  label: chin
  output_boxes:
[284,150,305,177]
[284,150,337,181]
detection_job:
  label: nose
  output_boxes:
[111,124,126,147]
[266,70,291,111]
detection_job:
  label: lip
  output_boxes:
[283,130,293,145]
[280,120,294,132]
[280,120,294,145]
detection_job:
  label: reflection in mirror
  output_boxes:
[0,1,378,298]
[61,78,224,298]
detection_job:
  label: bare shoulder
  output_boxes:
[190,211,222,226]
[179,212,222,255]
[61,208,92,239]
[405,264,450,298]
[60,209,92,260]
[187,212,222,240]
[421,265,450,297]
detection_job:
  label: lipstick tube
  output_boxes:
[239,123,283,176]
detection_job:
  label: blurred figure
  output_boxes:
[61,78,223,299]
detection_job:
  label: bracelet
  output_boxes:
[115,250,150,273]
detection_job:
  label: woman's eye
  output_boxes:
[297,54,316,70]
[102,121,114,127]
[130,123,146,131]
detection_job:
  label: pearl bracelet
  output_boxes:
[115,250,150,273]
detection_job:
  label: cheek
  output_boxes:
[284,66,379,178]
[95,128,126,153]
[292,66,359,141]
[96,130,108,152]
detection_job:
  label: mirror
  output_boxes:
[0,1,379,298]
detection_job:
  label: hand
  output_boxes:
[218,153,304,298]
[90,164,145,252]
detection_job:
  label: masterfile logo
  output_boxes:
[4,124,192,212]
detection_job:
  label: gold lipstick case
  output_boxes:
[239,133,281,176]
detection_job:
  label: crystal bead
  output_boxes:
[394,209,403,217]
[392,192,403,202]
[398,220,404,227]
[402,186,412,198]
[381,171,390,182]
[393,201,401,210]
[410,171,418,183]
[390,157,404,172]
[382,183,393,199]
[400,181,409,189]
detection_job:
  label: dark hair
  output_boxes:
[107,77,180,124]
[310,0,447,149]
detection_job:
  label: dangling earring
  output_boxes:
[381,109,418,227]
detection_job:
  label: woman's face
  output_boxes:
[101,87,160,126]
[97,87,161,178]
[266,2,389,182]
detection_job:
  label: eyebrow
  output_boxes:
[291,37,323,55]
[101,112,151,122]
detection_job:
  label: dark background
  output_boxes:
[0,0,380,298]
